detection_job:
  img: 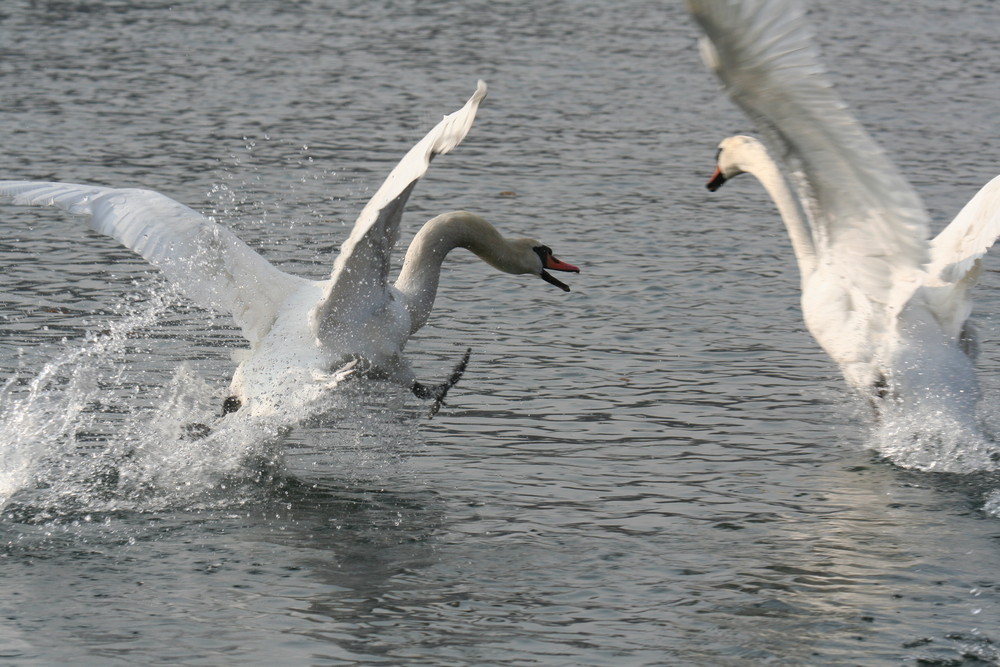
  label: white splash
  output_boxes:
[983,490,1000,518]
[868,400,1000,473]
[0,295,170,505]
[0,291,310,515]
[0,283,422,519]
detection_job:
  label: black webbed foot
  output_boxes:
[412,347,471,417]
[182,422,213,440]
[868,374,890,421]
[178,395,241,441]
[222,396,242,416]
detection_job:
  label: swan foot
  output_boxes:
[327,358,362,387]
[176,397,241,441]
[182,422,214,440]
[867,374,891,422]
[412,348,471,417]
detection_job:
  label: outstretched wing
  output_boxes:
[0,181,307,346]
[928,174,1000,285]
[311,81,487,336]
[688,0,929,311]
[923,174,1000,338]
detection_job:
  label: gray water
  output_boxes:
[2,0,1000,664]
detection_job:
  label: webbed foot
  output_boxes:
[182,422,213,440]
[222,396,242,416]
[178,395,241,441]
[329,357,362,386]
[412,347,471,417]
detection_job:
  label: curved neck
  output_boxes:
[394,211,524,334]
[740,145,818,279]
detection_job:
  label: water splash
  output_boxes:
[0,285,424,521]
[0,292,171,505]
[868,402,1000,473]
[0,290,294,518]
[983,490,1000,518]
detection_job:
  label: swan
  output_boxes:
[0,81,578,418]
[687,0,1000,417]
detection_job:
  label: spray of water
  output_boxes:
[0,289,294,518]
[0,283,427,522]
[869,407,1000,474]
[983,490,1000,518]
[0,292,171,506]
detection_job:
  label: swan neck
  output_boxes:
[742,147,817,278]
[394,211,514,333]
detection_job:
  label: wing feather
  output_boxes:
[688,0,929,309]
[922,174,1000,338]
[0,181,307,346]
[928,175,1000,285]
[312,81,487,336]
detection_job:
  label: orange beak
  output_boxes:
[540,254,579,292]
[544,255,579,273]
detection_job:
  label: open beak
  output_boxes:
[706,166,727,192]
[541,254,579,292]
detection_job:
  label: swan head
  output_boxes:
[706,135,765,191]
[406,211,579,292]
[503,238,580,292]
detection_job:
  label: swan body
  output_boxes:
[689,0,1000,417]
[0,81,578,417]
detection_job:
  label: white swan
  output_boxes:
[688,0,1000,417]
[0,81,578,417]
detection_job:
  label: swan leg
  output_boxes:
[182,422,214,440]
[318,357,362,389]
[179,399,238,442]
[412,347,472,417]
[222,396,242,416]
[867,397,882,423]
[959,321,980,360]
[866,373,893,421]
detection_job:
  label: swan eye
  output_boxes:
[533,245,552,262]
[714,147,722,163]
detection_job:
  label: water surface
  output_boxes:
[2,1,1000,664]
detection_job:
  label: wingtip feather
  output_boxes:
[698,36,720,71]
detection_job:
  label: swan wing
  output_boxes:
[0,181,307,346]
[927,174,1000,286]
[312,81,487,335]
[688,0,929,310]
[921,174,1000,337]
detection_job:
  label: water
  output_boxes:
[2,0,1000,664]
